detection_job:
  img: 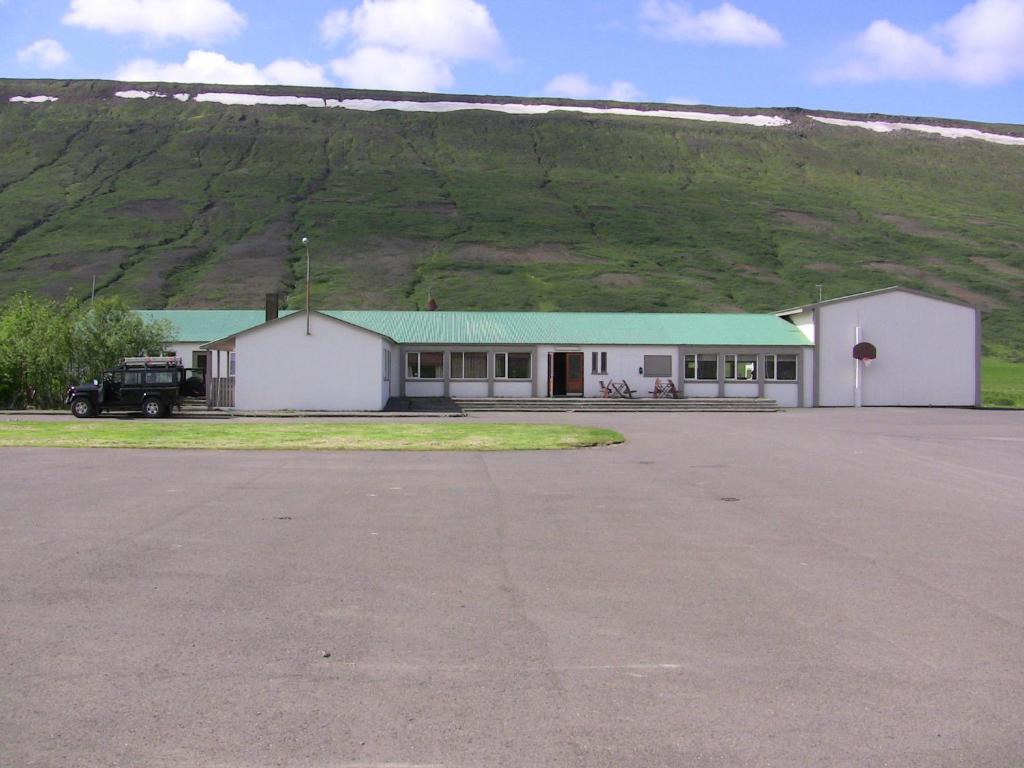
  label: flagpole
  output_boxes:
[302,237,310,335]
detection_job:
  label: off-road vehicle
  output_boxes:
[65,357,205,418]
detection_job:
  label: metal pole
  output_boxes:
[854,325,862,408]
[303,237,311,335]
[91,275,96,305]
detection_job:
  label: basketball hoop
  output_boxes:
[853,341,877,366]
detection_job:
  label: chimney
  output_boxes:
[265,292,279,322]
[427,292,438,311]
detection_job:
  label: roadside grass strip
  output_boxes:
[982,358,1024,408]
[0,421,624,451]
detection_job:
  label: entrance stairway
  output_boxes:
[452,397,779,412]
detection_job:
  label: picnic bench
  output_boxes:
[600,379,637,398]
[649,378,680,399]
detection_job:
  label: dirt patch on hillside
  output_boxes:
[879,214,953,240]
[970,256,1024,279]
[775,209,836,233]
[9,250,130,298]
[866,261,1002,309]
[452,243,593,264]
[197,220,296,305]
[108,199,187,222]
[594,272,644,287]
[132,248,203,300]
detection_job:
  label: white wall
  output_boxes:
[816,291,978,407]
[681,382,718,399]
[450,381,489,397]
[405,381,445,397]
[766,382,799,408]
[164,342,207,369]
[235,313,387,411]
[724,382,759,398]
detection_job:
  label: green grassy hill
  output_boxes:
[2,78,1023,359]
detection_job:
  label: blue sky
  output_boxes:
[4,0,1024,123]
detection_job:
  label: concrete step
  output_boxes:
[453,397,779,412]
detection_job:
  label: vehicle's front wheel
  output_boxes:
[141,397,165,418]
[70,397,95,418]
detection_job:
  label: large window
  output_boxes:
[643,355,672,378]
[724,354,757,381]
[684,353,718,381]
[765,354,798,381]
[407,351,444,379]
[495,352,531,380]
[451,351,488,379]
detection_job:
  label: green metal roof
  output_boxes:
[139,309,810,347]
[137,310,268,342]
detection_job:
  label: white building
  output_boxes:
[777,287,981,407]
[137,286,980,411]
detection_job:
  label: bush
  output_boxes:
[0,294,174,409]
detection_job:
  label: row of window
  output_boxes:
[401,350,798,382]
[406,351,533,380]
[682,353,798,381]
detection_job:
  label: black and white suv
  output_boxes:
[66,357,204,418]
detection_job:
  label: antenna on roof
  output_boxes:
[302,237,310,334]
[815,284,823,303]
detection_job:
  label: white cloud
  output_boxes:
[17,39,71,69]
[323,0,502,90]
[330,47,453,91]
[542,73,646,102]
[820,0,1024,85]
[642,0,783,47]
[115,50,331,87]
[63,0,245,43]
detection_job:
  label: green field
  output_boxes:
[0,420,624,451]
[1,79,1023,359]
[982,358,1024,408]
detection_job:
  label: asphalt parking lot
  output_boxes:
[2,408,1023,767]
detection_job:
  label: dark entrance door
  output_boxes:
[550,352,584,397]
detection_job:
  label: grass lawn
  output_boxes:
[0,420,624,451]
[982,358,1024,408]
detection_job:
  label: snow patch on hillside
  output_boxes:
[810,116,1024,147]
[195,93,326,108]
[116,90,166,99]
[9,95,59,103]
[187,92,789,126]
[116,90,192,101]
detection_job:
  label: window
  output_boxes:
[383,348,391,381]
[765,354,798,381]
[495,352,531,379]
[687,353,717,381]
[123,371,143,385]
[451,351,488,379]
[228,352,236,378]
[406,351,444,379]
[591,351,607,374]
[643,355,671,377]
[145,371,176,385]
[724,354,757,381]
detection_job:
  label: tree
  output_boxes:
[0,294,176,409]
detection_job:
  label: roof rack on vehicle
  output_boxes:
[120,356,182,368]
